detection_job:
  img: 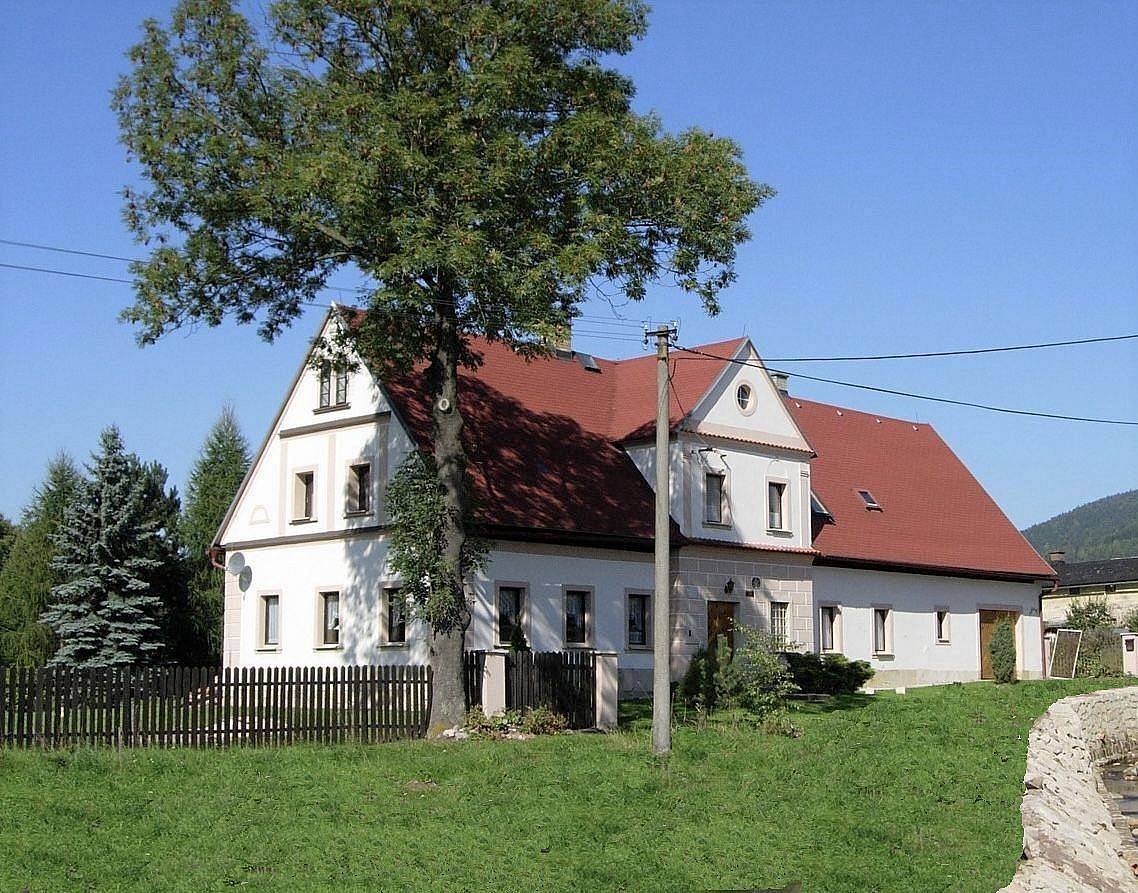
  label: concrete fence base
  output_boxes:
[1000,686,1138,893]
[479,649,619,730]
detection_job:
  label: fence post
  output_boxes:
[594,651,619,730]
[482,650,508,716]
[1122,634,1138,676]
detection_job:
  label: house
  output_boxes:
[1041,551,1138,626]
[214,311,1054,693]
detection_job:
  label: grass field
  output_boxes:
[2,678,1131,893]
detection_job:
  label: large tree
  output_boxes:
[182,404,251,664]
[0,456,83,666]
[42,428,186,668]
[115,0,770,727]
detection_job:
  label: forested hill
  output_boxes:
[1023,489,1138,562]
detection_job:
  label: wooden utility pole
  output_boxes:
[649,325,676,755]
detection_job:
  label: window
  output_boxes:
[497,585,525,647]
[820,605,838,652]
[627,592,651,648]
[770,601,789,645]
[858,489,883,511]
[873,607,891,655]
[705,472,726,525]
[335,367,349,405]
[260,594,280,648]
[564,588,591,646]
[768,481,787,530]
[347,462,372,514]
[318,363,332,408]
[383,587,406,645]
[293,471,315,522]
[318,363,349,409]
[735,383,755,413]
[1105,584,1117,594]
[319,591,340,646]
[936,609,950,643]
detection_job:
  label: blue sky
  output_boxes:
[1,0,1135,529]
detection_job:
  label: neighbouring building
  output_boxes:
[1041,551,1138,627]
[214,310,1054,693]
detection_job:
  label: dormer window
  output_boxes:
[858,489,883,511]
[705,472,727,525]
[318,363,349,409]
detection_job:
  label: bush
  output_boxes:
[679,645,720,713]
[519,705,568,735]
[988,620,1017,684]
[783,651,874,694]
[680,628,798,721]
[1063,597,1116,631]
[1121,606,1138,633]
[1075,627,1124,678]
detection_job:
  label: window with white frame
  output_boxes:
[293,471,315,522]
[767,481,787,531]
[347,461,372,514]
[497,585,525,647]
[627,592,651,648]
[318,363,349,409]
[564,588,591,646]
[319,591,340,647]
[318,363,332,408]
[260,594,280,648]
[872,607,891,655]
[382,587,406,645]
[935,609,950,644]
[705,472,727,525]
[820,605,838,652]
[335,367,348,405]
[770,601,789,645]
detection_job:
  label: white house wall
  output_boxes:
[812,565,1045,686]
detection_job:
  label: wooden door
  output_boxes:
[979,610,1019,679]
[708,601,736,652]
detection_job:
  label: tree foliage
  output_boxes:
[0,513,16,576]
[988,620,1017,685]
[1023,489,1138,562]
[1062,597,1116,631]
[42,428,187,668]
[0,455,83,666]
[181,404,251,664]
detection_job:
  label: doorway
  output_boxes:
[708,601,737,652]
[979,610,1019,679]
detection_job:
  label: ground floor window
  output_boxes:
[935,609,950,643]
[770,601,789,645]
[319,591,341,647]
[564,588,591,646]
[260,594,280,648]
[872,607,891,655]
[497,585,526,647]
[820,604,838,652]
[383,587,406,645]
[627,592,651,648]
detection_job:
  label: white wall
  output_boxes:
[812,566,1045,686]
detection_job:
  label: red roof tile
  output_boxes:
[784,396,1054,579]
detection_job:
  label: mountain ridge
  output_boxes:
[1022,489,1138,563]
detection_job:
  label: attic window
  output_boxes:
[858,489,883,511]
[735,383,755,414]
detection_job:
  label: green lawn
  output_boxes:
[2,679,1132,893]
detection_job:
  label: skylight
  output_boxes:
[858,489,883,511]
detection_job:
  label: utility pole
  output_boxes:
[648,324,676,755]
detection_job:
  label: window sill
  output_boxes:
[936,639,951,646]
[290,518,317,526]
[563,642,592,650]
[872,652,895,661]
[766,528,794,537]
[256,646,281,653]
[626,644,653,652]
[314,644,343,651]
[703,521,732,530]
[313,403,350,415]
[344,510,374,519]
[378,642,408,649]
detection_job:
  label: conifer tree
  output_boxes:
[181,405,251,664]
[0,455,82,666]
[0,513,16,575]
[42,427,184,667]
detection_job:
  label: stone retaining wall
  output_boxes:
[1000,685,1138,892]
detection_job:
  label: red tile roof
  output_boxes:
[785,396,1054,580]
[380,332,1051,578]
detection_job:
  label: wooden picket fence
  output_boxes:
[0,664,431,749]
[462,650,485,709]
[505,650,596,729]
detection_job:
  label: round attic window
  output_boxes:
[736,383,756,415]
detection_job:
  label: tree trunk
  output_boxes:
[426,295,472,733]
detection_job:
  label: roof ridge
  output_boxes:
[784,394,932,429]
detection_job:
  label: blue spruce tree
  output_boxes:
[43,427,183,667]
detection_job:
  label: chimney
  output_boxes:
[769,371,790,395]
[1048,550,1066,566]
[547,322,572,356]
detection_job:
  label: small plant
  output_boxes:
[520,705,568,735]
[988,619,1017,684]
[679,645,720,713]
[727,627,799,719]
[508,622,530,652]
[761,709,802,738]
[1063,597,1116,631]
[783,651,874,694]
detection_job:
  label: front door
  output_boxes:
[708,601,737,652]
[979,610,1019,679]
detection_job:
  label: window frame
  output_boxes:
[334,367,349,406]
[769,600,789,646]
[766,479,789,532]
[345,459,374,516]
[562,585,593,648]
[379,585,407,647]
[857,489,883,511]
[258,592,281,651]
[935,607,951,644]
[819,603,841,653]
[704,470,729,527]
[735,381,756,416]
[318,363,332,409]
[871,605,893,657]
[316,589,342,649]
[495,582,528,648]
[291,468,317,524]
[626,589,653,651]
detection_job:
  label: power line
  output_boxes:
[749,332,1138,362]
[675,345,1138,427]
[0,262,134,285]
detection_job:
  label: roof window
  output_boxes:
[858,489,883,511]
